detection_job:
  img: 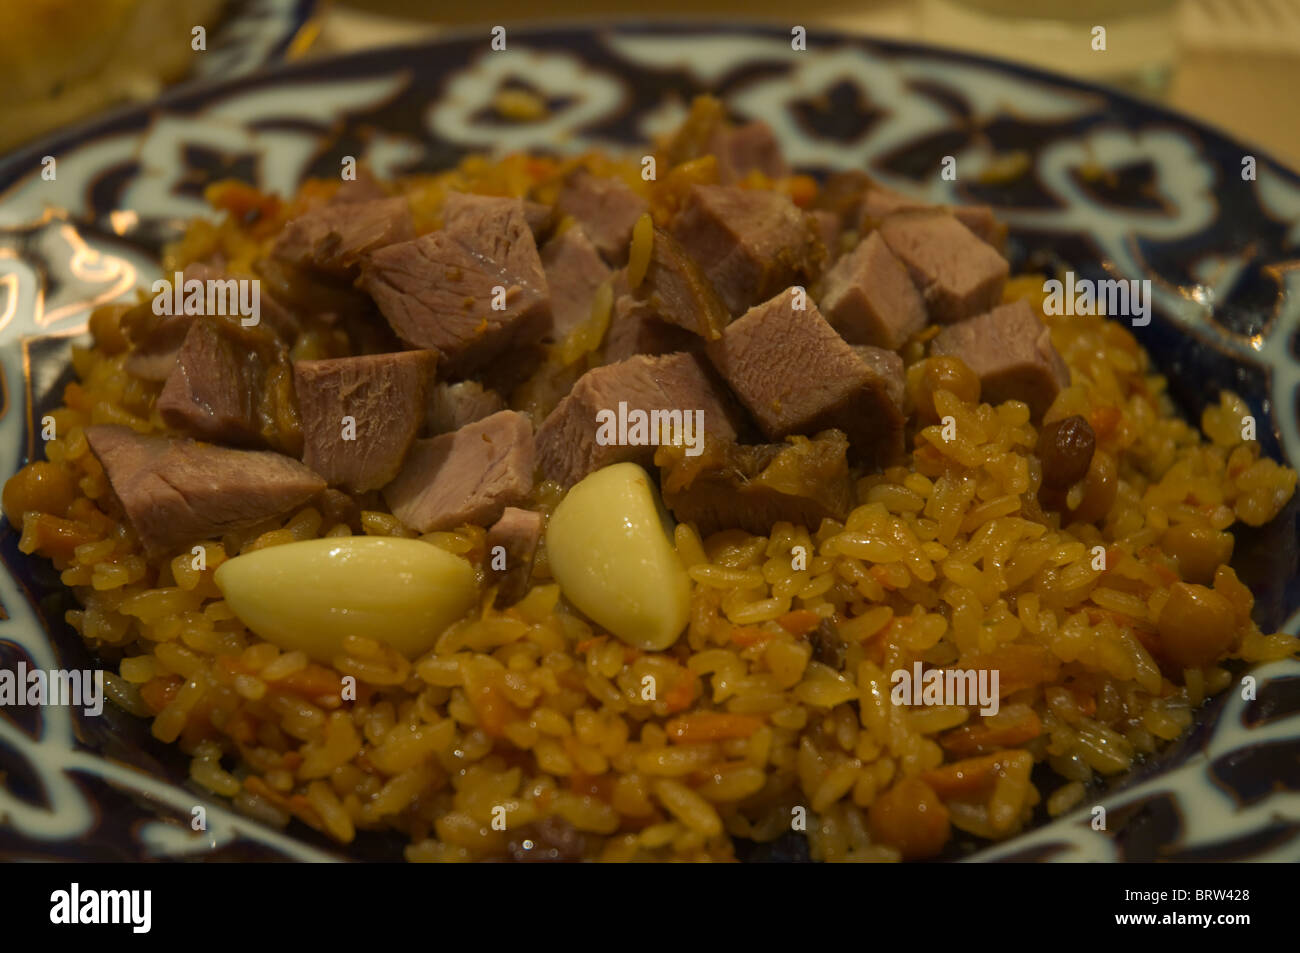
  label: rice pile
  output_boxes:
[6,155,1298,862]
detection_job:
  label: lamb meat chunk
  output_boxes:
[522,199,554,238]
[156,317,300,455]
[123,262,298,381]
[554,168,648,265]
[603,292,702,363]
[876,211,1008,324]
[818,231,927,350]
[486,506,542,607]
[656,429,855,537]
[858,187,1006,250]
[670,185,821,316]
[541,225,611,342]
[426,380,507,436]
[813,171,874,227]
[331,172,387,204]
[930,299,1069,419]
[808,209,842,263]
[294,350,436,493]
[535,351,743,488]
[360,194,551,378]
[383,410,534,533]
[85,424,326,558]
[707,120,790,184]
[632,227,731,340]
[706,289,905,468]
[272,197,414,279]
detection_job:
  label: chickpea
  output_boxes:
[907,356,981,422]
[87,303,131,355]
[2,461,77,525]
[867,777,951,860]
[1156,582,1238,670]
[1163,522,1233,585]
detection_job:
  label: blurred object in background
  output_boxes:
[0,0,319,155]
[916,0,1180,97]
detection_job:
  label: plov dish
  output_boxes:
[5,96,1296,862]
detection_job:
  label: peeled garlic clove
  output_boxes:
[546,462,690,651]
[214,537,477,663]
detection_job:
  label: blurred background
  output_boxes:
[4,0,1300,165]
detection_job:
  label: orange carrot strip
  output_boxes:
[666,712,763,744]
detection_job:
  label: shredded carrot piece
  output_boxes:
[922,752,1008,799]
[1089,406,1122,442]
[666,712,762,743]
[941,709,1042,758]
[776,610,820,637]
[730,626,775,647]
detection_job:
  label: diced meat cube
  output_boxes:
[541,225,611,342]
[813,171,874,227]
[656,430,854,536]
[554,169,648,265]
[486,506,542,606]
[156,317,298,454]
[857,186,1004,248]
[535,352,742,488]
[522,199,553,238]
[632,227,730,340]
[272,197,414,279]
[85,424,326,558]
[707,121,790,184]
[294,350,435,493]
[876,210,1009,323]
[930,299,1069,419]
[383,410,535,533]
[360,194,551,377]
[603,292,701,363]
[818,231,927,350]
[951,206,1005,251]
[670,185,821,315]
[426,380,507,436]
[123,263,298,381]
[706,289,905,467]
[808,209,842,263]
[331,172,387,204]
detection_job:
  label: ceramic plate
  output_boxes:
[0,23,1297,862]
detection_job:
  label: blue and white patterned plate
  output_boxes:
[0,23,1297,862]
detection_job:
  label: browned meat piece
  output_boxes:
[707,121,790,184]
[930,299,1070,419]
[486,506,542,607]
[808,209,842,263]
[535,352,743,488]
[331,172,387,204]
[670,184,821,316]
[426,380,507,436]
[876,211,1009,323]
[540,225,611,342]
[361,194,552,378]
[632,227,731,340]
[706,289,905,468]
[818,231,927,350]
[294,350,435,493]
[85,424,325,558]
[522,199,554,238]
[271,197,414,279]
[122,263,298,381]
[156,317,300,455]
[554,168,648,265]
[656,430,854,536]
[603,292,701,363]
[383,410,534,533]
[858,186,1006,251]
